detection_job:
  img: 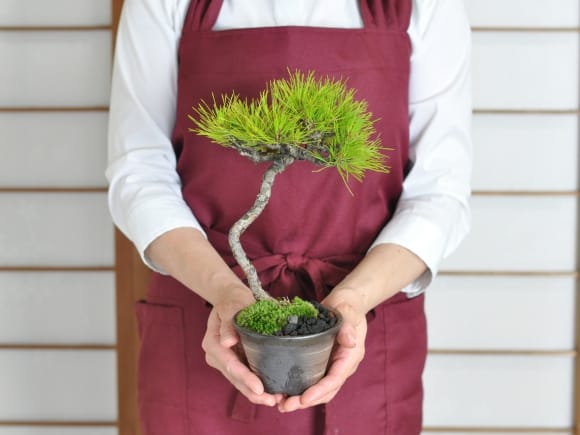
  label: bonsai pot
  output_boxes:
[234,307,343,396]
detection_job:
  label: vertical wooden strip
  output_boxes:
[111,1,150,435]
[115,230,150,435]
[112,0,123,46]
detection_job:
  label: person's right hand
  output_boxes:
[201,288,283,407]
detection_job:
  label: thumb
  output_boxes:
[219,316,240,348]
[334,303,358,348]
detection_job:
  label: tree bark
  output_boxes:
[229,155,295,300]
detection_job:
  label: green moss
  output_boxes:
[236,297,318,335]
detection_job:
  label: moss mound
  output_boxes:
[236,297,318,335]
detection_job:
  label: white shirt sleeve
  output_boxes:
[369,0,472,296]
[106,0,207,272]
[106,0,472,287]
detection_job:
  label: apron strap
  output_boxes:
[184,0,225,31]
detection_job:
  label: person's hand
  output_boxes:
[277,287,368,412]
[202,287,283,407]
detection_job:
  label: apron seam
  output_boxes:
[382,304,391,434]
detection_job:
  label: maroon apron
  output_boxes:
[136,0,427,433]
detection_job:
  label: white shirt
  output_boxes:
[106,0,472,296]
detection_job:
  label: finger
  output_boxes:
[278,344,362,412]
[207,345,265,395]
[334,302,364,343]
[278,383,340,412]
[277,358,347,412]
[277,394,302,412]
[202,307,280,407]
[201,311,221,353]
[218,315,239,348]
[336,322,357,348]
[206,352,280,406]
[300,370,344,404]
[203,316,265,396]
[239,389,280,407]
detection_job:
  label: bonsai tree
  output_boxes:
[189,71,388,333]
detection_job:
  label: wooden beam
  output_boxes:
[0,267,113,272]
[473,190,580,197]
[115,230,150,435]
[0,187,107,193]
[474,109,580,115]
[0,421,117,427]
[0,344,115,351]
[472,26,580,33]
[423,427,572,433]
[439,270,578,278]
[0,106,108,112]
[429,349,577,357]
[0,26,111,31]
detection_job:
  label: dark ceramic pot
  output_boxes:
[233,308,343,396]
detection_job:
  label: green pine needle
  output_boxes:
[189,70,390,187]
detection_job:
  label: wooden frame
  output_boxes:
[111,3,151,435]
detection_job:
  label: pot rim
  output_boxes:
[233,305,343,340]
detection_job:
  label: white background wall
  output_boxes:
[0,1,577,434]
[422,0,579,433]
[0,0,117,434]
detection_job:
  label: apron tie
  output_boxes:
[230,253,361,301]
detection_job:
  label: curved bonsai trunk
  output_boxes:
[229,155,295,301]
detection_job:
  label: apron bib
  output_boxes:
[137,0,427,433]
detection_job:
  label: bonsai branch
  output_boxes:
[230,138,328,165]
[229,155,295,300]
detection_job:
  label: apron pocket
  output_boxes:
[135,300,188,430]
[383,294,427,434]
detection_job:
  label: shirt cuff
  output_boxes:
[368,210,449,297]
[126,199,207,273]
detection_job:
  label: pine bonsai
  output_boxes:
[189,71,389,333]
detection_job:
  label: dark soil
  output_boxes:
[273,302,338,336]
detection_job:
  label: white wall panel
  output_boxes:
[424,432,569,435]
[440,196,577,271]
[0,193,113,266]
[466,0,580,28]
[472,32,579,110]
[0,113,108,187]
[472,114,578,191]
[423,355,574,427]
[0,429,117,435]
[0,350,117,420]
[426,276,576,350]
[0,0,111,26]
[0,272,115,344]
[0,31,111,107]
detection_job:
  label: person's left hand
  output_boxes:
[277,288,368,412]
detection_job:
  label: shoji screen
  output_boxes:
[0,1,117,434]
[422,1,579,434]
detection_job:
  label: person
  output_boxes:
[106,0,472,433]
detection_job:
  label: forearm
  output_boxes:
[326,243,427,313]
[145,227,253,306]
